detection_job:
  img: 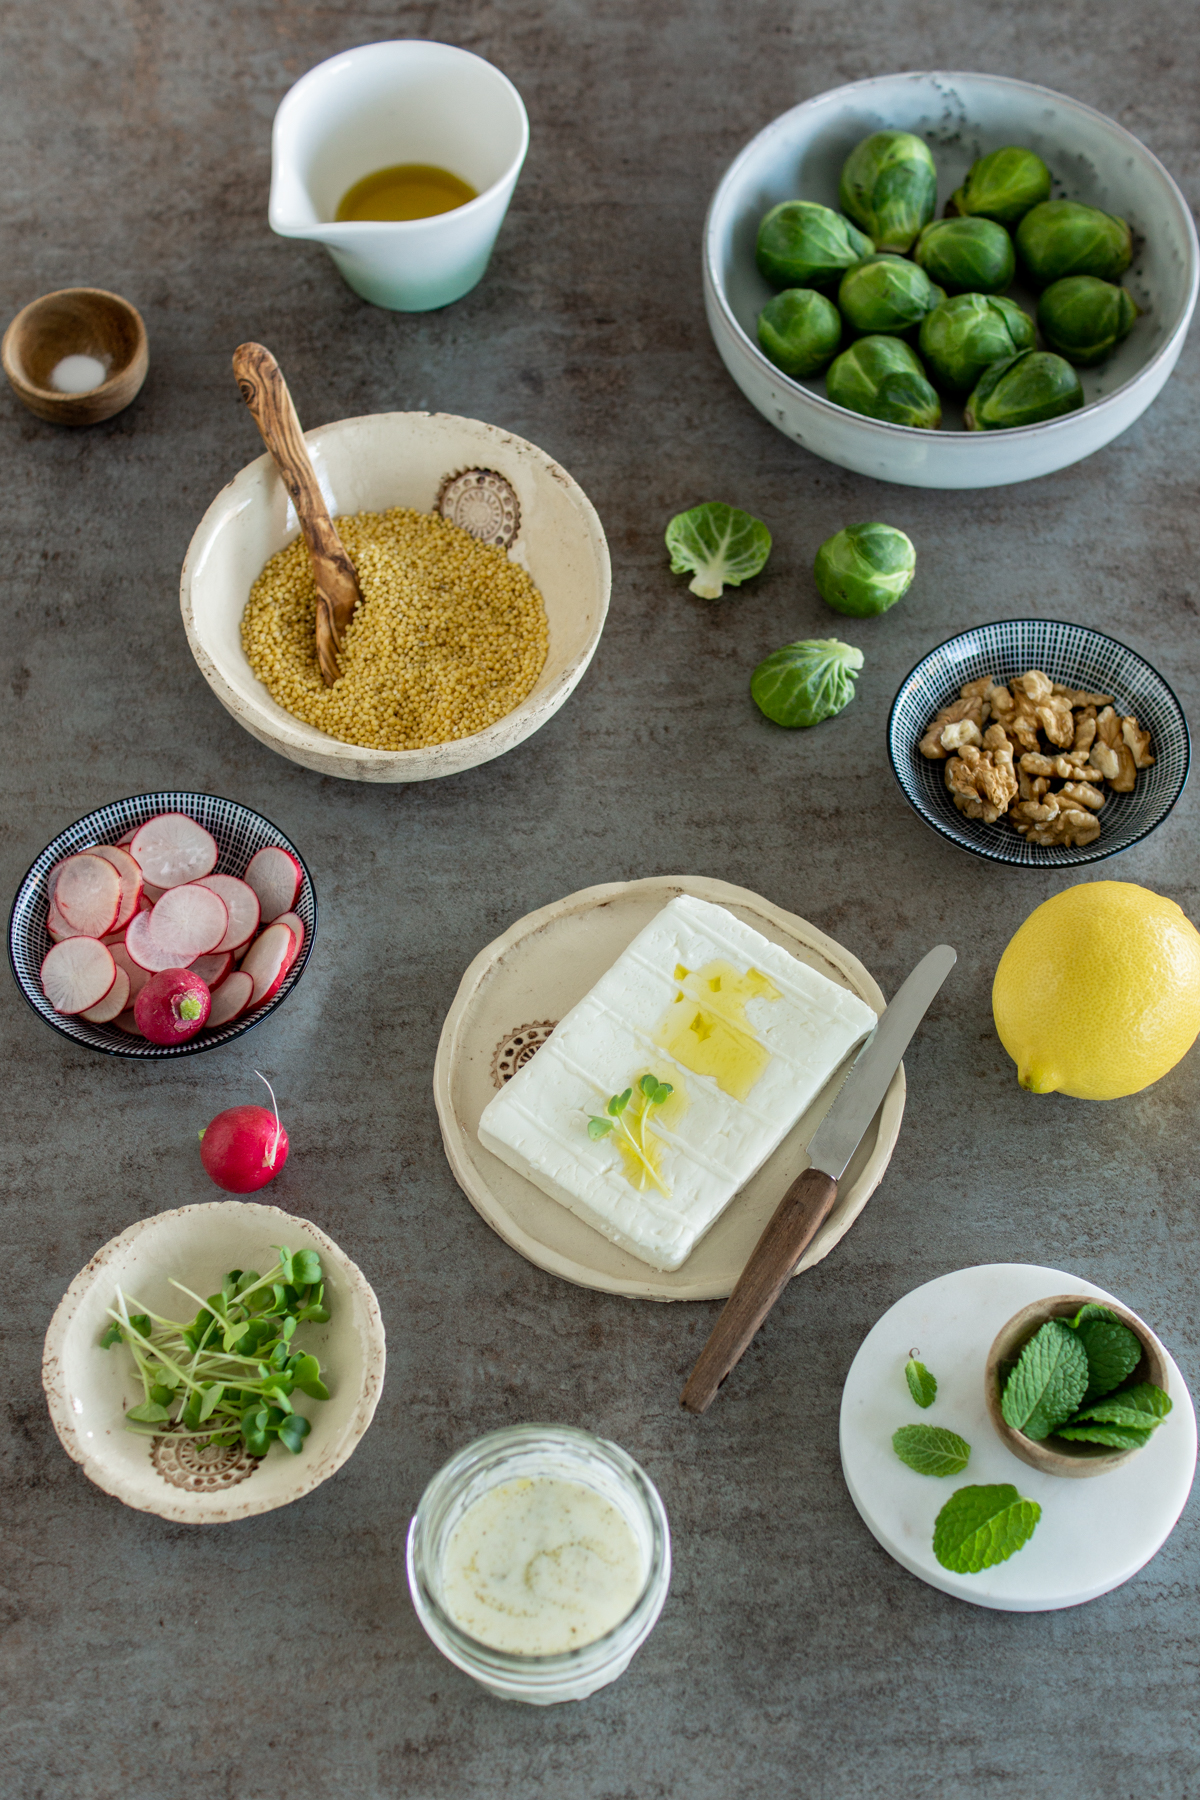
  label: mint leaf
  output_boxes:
[933,1484,1041,1573]
[1074,1319,1143,1404]
[1066,1303,1119,1327]
[905,1358,937,1408]
[892,1424,970,1476]
[1067,1383,1171,1431]
[1055,1422,1153,1450]
[1000,1319,1088,1440]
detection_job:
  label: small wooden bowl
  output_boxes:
[2,288,148,425]
[985,1292,1169,1479]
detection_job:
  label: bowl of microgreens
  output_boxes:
[984,1292,1172,1478]
[42,1201,385,1522]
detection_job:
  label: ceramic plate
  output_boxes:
[43,1201,385,1523]
[434,876,905,1301]
[840,1263,1197,1610]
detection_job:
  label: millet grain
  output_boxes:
[241,507,549,751]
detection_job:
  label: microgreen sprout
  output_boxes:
[587,1073,675,1197]
[100,1246,331,1458]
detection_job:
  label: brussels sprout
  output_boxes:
[964,350,1085,430]
[918,293,1035,393]
[1015,200,1133,287]
[665,503,772,600]
[814,522,916,618]
[757,288,842,376]
[837,255,945,336]
[751,638,864,727]
[825,336,942,430]
[756,201,874,290]
[838,131,938,253]
[913,218,1015,295]
[947,147,1052,225]
[1036,276,1140,367]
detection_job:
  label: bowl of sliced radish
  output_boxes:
[8,792,316,1057]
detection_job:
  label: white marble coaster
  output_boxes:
[839,1263,1196,1612]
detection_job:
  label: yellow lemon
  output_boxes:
[993,881,1200,1100]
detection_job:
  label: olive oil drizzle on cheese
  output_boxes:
[653,961,780,1102]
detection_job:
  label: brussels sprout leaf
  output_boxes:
[665,503,771,601]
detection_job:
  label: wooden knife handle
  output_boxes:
[680,1166,839,1415]
[232,342,361,684]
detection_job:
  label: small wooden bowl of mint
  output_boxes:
[985,1293,1171,1478]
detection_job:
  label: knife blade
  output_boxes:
[680,942,957,1415]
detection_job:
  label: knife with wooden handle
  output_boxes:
[680,943,957,1415]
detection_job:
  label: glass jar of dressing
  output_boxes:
[406,1424,671,1704]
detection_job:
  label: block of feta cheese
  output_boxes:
[477,894,878,1271]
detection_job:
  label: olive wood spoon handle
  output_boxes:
[680,1166,839,1415]
[232,341,361,687]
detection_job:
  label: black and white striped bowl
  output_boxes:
[8,793,317,1057]
[887,621,1190,868]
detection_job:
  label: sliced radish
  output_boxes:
[110,940,153,999]
[88,844,144,930]
[114,1008,145,1036]
[191,950,233,989]
[41,938,116,1015]
[274,912,306,964]
[148,884,228,959]
[125,909,187,973]
[116,826,138,846]
[192,875,260,951]
[243,846,303,923]
[128,814,218,888]
[47,902,86,942]
[54,855,121,936]
[143,882,167,904]
[81,965,131,1024]
[205,969,253,1027]
[240,921,295,1007]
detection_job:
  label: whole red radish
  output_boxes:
[200,1073,289,1193]
[134,967,212,1044]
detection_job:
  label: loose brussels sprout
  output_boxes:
[1036,276,1140,367]
[751,638,864,727]
[839,131,938,253]
[918,293,1035,393]
[913,218,1015,295]
[825,336,942,430]
[837,255,945,336]
[1015,200,1133,287]
[947,147,1052,225]
[756,201,874,290]
[964,349,1085,430]
[814,522,916,618]
[757,288,842,376]
[665,503,772,600]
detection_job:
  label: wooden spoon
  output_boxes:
[232,342,361,686]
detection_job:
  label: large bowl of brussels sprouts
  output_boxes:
[703,72,1198,488]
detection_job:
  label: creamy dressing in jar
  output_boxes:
[440,1475,645,1656]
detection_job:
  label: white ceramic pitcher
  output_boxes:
[269,41,529,312]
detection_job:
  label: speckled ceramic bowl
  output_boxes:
[42,1202,385,1523]
[887,619,1189,867]
[180,411,611,782]
[7,791,316,1058]
[704,72,1199,487]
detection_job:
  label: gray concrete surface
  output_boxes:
[2,2,1198,1795]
